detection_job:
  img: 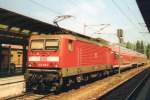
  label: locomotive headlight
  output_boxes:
[28,64,32,67]
[54,64,58,68]
[47,56,59,62]
[29,56,40,61]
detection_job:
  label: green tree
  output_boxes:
[133,44,136,51]
[146,44,150,59]
[140,41,144,54]
[126,41,132,49]
[136,40,141,53]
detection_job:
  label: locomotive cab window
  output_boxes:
[68,40,73,52]
[30,39,44,50]
[45,39,59,50]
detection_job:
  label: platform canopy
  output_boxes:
[0,8,62,33]
[0,8,110,45]
[136,0,150,33]
[0,7,62,45]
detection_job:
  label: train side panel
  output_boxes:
[60,38,113,77]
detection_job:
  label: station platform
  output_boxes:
[0,75,25,99]
[0,75,24,85]
[135,73,150,100]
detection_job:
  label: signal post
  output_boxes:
[117,29,123,74]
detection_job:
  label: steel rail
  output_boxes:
[125,69,150,100]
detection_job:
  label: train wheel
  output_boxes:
[51,77,63,93]
[76,75,83,83]
[98,72,102,78]
[66,79,74,87]
[38,83,46,92]
[84,75,89,82]
[103,70,109,77]
[51,82,59,92]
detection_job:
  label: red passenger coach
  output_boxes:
[108,45,147,69]
[25,33,147,91]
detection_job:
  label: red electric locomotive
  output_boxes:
[25,33,147,91]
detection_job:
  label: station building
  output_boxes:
[0,44,23,75]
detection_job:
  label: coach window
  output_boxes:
[68,40,73,52]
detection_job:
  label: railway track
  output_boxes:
[98,67,150,100]
[6,92,52,100]
[125,68,150,100]
[5,66,149,100]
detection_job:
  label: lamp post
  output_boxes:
[117,29,123,74]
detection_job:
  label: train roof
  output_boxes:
[30,34,110,46]
[108,44,146,57]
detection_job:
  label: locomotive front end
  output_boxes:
[25,35,63,92]
[28,38,60,68]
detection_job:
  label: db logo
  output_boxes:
[40,56,47,61]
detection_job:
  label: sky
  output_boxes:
[0,0,149,43]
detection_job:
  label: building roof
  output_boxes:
[0,8,59,34]
[0,8,109,45]
[136,0,150,32]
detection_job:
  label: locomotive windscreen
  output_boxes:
[30,39,44,50]
[30,39,59,50]
[45,39,59,50]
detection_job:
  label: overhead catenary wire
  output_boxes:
[126,2,150,44]
[111,0,149,43]
[29,0,85,33]
[123,0,141,25]
[28,0,148,43]
[29,0,111,35]
[67,0,149,43]
[30,0,63,15]
[122,0,148,33]
[111,0,139,30]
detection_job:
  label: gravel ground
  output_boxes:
[42,65,149,100]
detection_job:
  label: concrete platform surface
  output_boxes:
[0,75,24,85]
[0,75,25,98]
